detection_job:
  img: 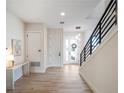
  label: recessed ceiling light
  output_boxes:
[60,12,66,16]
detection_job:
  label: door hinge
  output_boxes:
[27,55,28,58]
[27,34,28,37]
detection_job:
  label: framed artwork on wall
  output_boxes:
[12,39,21,56]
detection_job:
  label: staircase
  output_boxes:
[80,0,117,66]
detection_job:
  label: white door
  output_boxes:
[48,30,62,67]
[65,39,78,63]
[26,32,42,73]
[63,32,83,64]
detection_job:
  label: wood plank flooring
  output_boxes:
[7,64,93,93]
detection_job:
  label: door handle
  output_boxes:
[38,49,41,52]
[59,52,61,56]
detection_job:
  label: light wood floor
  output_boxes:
[7,64,93,93]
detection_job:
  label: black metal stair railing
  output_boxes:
[80,0,117,66]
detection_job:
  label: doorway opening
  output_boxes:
[63,32,83,64]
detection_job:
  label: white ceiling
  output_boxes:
[7,0,103,32]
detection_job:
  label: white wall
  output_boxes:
[79,27,118,93]
[105,0,111,7]
[25,23,47,72]
[6,11,25,81]
[6,11,25,65]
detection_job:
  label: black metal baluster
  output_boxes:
[115,0,117,24]
[99,22,102,44]
[80,53,82,66]
[90,36,92,55]
[84,47,86,62]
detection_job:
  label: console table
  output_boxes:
[6,61,30,89]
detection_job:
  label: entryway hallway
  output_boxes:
[7,64,93,93]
